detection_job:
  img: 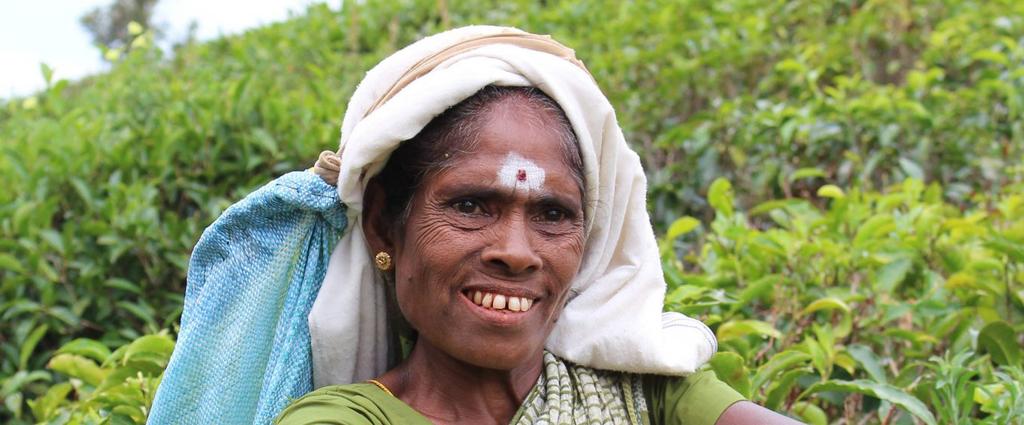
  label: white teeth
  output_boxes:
[508,297,521,312]
[468,291,534,312]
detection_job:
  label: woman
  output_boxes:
[150,26,801,425]
[285,28,801,424]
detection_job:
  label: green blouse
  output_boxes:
[275,369,743,425]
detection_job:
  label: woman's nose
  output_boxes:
[480,216,543,276]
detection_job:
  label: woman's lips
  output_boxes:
[465,290,535,312]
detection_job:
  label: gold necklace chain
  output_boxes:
[366,379,395,397]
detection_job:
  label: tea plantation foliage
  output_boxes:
[2,0,1023,423]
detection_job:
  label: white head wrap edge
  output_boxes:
[308,25,716,388]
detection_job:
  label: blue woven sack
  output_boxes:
[149,171,347,424]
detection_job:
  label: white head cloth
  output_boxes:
[309,26,717,388]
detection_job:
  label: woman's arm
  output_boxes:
[716,401,805,425]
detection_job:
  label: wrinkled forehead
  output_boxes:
[335,28,605,241]
[420,87,585,197]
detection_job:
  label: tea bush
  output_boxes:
[663,177,1024,423]
[1,0,1022,423]
[23,333,172,423]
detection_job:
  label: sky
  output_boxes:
[1,0,322,99]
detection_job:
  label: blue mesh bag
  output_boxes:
[149,171,347,424]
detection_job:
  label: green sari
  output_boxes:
[275,352,743,425]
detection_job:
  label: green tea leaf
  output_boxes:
[846,344,888,383]
[104,278,143,294]
[57,338,112,364]
[46,307,80,327]
[69,177,95,211]
[48,354,107,386]
[789,167,826,182]
[729,274,780,314]
[708,178,734,217]
[5,392,23,418]
[666,216,701,240]
[117,301,156,327]
[19,324,47,370]
[749,199,805,216]
[802,336,830,379]
[251,128,280,156]
[875,257,912,292]
[0,370,51,396]
[977,321,1021,366]
[801,297,851,316]
[985,237,1024,262]
[123,334,175,364]
[971,48,1009,65]
[765,368,812,410]
[717,320,782,342]
[753,349,811,390]
[805,380,937,425]
[816,184,845,199]
[709,351,751,398]
[0,253,24,274]
[40,63,54,85]
[898,158,925,181]
[854,215,895,247]
[28,381,72,421]
[792,401,828,425]
[38,229,65,256]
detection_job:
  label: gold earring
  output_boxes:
[374,252,392,271]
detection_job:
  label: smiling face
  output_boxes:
[381,99,585,370]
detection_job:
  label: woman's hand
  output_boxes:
[716,401,806,425]
[311,150,341,186]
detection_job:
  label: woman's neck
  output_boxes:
[377,341,544,425]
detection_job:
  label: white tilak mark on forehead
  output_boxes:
[498,153,546,192]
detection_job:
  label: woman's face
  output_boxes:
[392,101,585,370]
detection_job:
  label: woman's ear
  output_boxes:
[362,178,395,255]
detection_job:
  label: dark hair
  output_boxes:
[372,85,584,228]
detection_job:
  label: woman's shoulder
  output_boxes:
[557,357,744,425]
[274,383,430,425]
[642,369,746,425]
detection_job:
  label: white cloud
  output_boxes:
[1,0,324,99]
[0,0,108,98]
[156,0,319,42]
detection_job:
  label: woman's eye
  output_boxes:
[539,208,567,222]
[452,199,483,215]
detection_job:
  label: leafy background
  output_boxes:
[1,0,1022,423]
